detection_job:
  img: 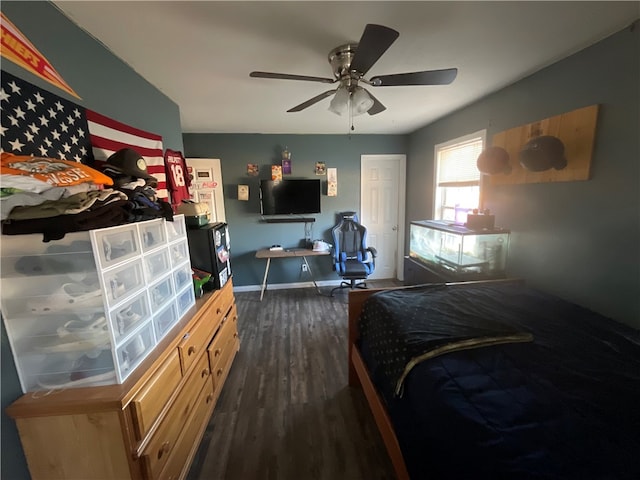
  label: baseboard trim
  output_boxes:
[233,280,344,293]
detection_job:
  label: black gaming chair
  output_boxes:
[330,212,377,296]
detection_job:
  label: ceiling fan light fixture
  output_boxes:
[328,86,350,116]
[351,87,374,116]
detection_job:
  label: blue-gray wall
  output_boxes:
[182,134,407,285]
[1,2,184,479]
[407,24,639,328]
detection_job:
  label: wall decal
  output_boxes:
[327,167,337,197]
[282,158,292,175]
[247,163,259,176]
[271,164,282,181]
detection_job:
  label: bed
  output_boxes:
[347,280,640,480]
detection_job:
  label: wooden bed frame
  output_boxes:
[348,280,518,479]
[348,287,410,480]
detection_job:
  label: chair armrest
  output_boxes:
[367,247,377,258]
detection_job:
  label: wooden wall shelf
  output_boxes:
[490,104,599,185]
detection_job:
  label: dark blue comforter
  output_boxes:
[358,282,640,480]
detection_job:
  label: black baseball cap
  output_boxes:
[477,146,512,175]
[106,148,156,181]
[519,136,567,172]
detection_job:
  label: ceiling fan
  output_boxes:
[250,24,458,117]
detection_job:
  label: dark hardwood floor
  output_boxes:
[187,281,400,480]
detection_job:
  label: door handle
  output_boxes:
[392,226,398,231]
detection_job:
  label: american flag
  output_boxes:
[1,70,92,162]
[1,70,168,199]
[86,110,168,199]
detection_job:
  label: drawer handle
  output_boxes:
[221,315,227,324]
[214,348,221,357]
[206,394,214,404]
[157,441,170,460]
[188,346,196,356]
[216,307,222,315]
[217,368,223,377]
[233,332,238,339]
[201,368,210,378]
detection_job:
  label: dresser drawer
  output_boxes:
[205,281,235,327]
[140,354,211,479]
[212,336,239,401]
[159,379,215,480]
[207,305,237,375]
[130,350,182,440]
[178,283,234,374]
[177,315,214,374]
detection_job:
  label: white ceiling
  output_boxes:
[53,1,639,135]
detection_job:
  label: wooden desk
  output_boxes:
[255,248,330,300]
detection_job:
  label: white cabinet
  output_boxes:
[0,215,195,393]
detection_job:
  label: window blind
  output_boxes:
[437,138,483,185]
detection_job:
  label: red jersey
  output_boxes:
[164,149,191,211]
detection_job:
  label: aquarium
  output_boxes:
[409,220,510,277]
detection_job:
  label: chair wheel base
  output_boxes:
[330,280,369,297]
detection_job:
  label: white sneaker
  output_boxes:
[28,282,103,314]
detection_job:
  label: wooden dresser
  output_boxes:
[6,280,240,480]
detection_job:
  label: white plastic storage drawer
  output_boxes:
[153,301,179,340]
[144,247,172,282]
[169,239,190,267]
[101,259,145,308]
[149,273,175,314]
[115,321,155,382]
[166,214,187,243]
[91,223,140,269]
[173,262,192,292]
[176,284,196,318]
[139,218,167,252]
[108,290,152,343]
[1,216,194,393]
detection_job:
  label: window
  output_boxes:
[433,130,485,222]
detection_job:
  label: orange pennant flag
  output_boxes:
[1,12,81,99]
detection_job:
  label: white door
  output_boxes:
[360,155,406,281]
[185,158,226,223]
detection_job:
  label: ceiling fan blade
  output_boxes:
[250,71,335,84]
[287,89,337,112]
[350,24,399,76]
[364,89,386,115]
[370,68,458,87]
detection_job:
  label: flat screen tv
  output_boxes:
[260,179,321,215]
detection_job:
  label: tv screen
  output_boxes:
[260,179,321,215]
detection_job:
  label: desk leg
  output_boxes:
[302,256,321,294]
[260,257,271,301]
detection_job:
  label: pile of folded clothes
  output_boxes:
[98,148,173,223]
[1,149,173,242]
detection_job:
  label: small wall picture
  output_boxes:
[247,163,259,176]
[327,167,337,197]
[315,161,326,175]
[271,164,282,181]
[282,159,292,175]
[238,184,249,201]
